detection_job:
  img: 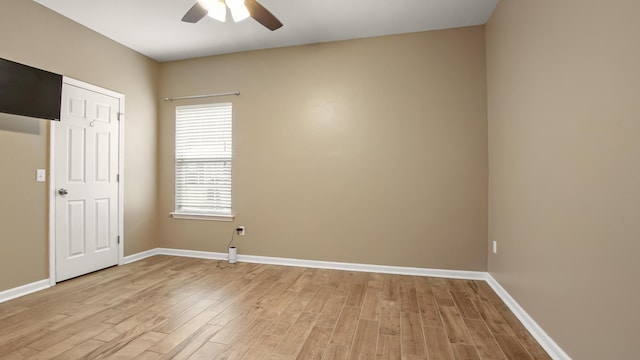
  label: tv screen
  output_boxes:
[0,58,63,121]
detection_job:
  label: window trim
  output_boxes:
[172,102,234,221]
[169,212,235,222]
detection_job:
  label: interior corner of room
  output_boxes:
[1,0,639,359]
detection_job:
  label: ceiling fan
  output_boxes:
[182,0,283,31]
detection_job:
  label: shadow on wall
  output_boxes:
[0,113,42,135]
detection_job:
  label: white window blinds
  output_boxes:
[175,103,232,215]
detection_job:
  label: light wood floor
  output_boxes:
[0,256,551,359]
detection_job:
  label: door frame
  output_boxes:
[48,77,125,286]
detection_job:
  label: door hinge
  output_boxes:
[116,174,119,182]
[117,236,120,245]
[117,113,124,121]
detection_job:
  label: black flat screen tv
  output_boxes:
[0,58,63,121]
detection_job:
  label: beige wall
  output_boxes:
[486,0,640,358]
[158,27,488,271]
[0,0,159,291]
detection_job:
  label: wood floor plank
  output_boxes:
[315,295,346,328]
[379,300,401,336]
[417,295,443,328]
[134,351,164,360]
[439,306,473,345]
[147,310,217,353]
[367,273,385,290]
[92,302,169,343]
[400,277,420,313]
[382,275,401,302]
[473,300,515,336]
[260,290,298,321]
[400,312,426,357]
[475,281,507,308]
[324,268,346,288]
[295,325,333,360]
[432,284,456,307]
[494,334,534,360]
[328,306,360,347]
[107,331,166,359]
[151,298,216,334]
[450,291,481,320]
[266,290,316,336]
[187,341,227,360]
[463,281,486,302]
[240,334,283,360]
[345,282,366,307]
[159,324,223,360]
[274,312,319,356]
[26,308,119,351]
[349,319,379,360]
[0,305,30,322]
[242,335,283,360]
[360,287,382,320]
[0,256,551,360]
[451,344,481,360]
[446,279,469,293]
[321,344,350,360]
[375,334,401,360]
[331,272,352,298]
[1,347,38,360]
[464,318,507,360]
[304,286,335,313]
[0,313,69,357]
[25,322,112,360]
[424,326,455,360]
[287,268,316,293]
[207,307,263,345]
[493,305,552,360]
[51,339,106,360]
[414,277,434,298]
[212,318,273,359]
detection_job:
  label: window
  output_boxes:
[172,103,233,220]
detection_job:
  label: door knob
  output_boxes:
[58,188,68,195]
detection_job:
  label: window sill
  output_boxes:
[170,212,235,222]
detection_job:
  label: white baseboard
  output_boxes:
[486,275,571,360]
[238,253,487,280]
[133,247,486,280]
[123,248,228,264]
[158,248,228,261]
[0,279,50,304]
[122,248,161,264]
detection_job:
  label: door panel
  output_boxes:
[95,198,111,250]
[95,132,111,182]
[55,83,120,282]
[67,200,86,257]
[68,127,86,182]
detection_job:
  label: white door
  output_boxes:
[55,83,120,282]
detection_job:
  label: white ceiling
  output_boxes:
[34,0,498,62]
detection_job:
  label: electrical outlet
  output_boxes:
[492,240,497,254]
[236,226,245,236]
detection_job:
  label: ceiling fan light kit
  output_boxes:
[226,0,251,22]
[182,0,283,31]
[200,0,226,22]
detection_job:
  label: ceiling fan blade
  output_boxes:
[245,0,283,31]
[182,2,208,23]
